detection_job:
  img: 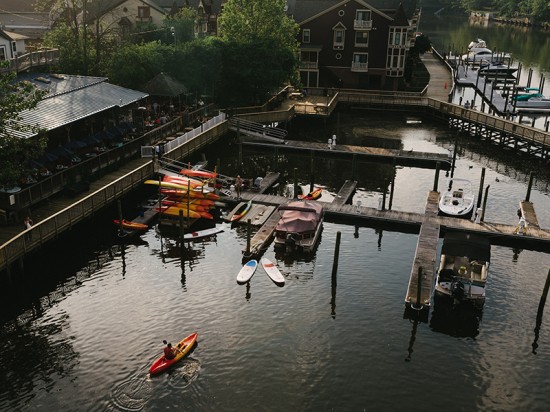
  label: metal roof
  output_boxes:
[10,74,148,139]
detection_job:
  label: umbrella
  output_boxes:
[84,135,102,146]
[68,139,87,149]
[51,146,74,157]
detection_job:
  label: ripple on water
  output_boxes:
[110,376,153,411]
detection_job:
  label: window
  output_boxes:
[352,53,368,70]
[302,29,310,44]
[389,27,407,47]
[11,42,16,54]
[333,29,345,49]
[355,31,368,47]
[356,10,371,21]
[0,46,6,60]
[137,6,150,18]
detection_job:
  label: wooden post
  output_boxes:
[433,161,441,192]
[179,209,185,241]
[293,167,298,199]
[389,162,396,211]
[351,154,357,180]
[526,171,535,202]
[237,118,242,174]
[539,269,550,311]
[309,150,315,192]
[415,267,423,310]
[533,268,550,354]
[246,219,251,255]
[481,184,490,221]
[331,231,341,278]
[187,180,191,227]
[381,179,387,211]
[477,167,486,209]
[117,200,123,232]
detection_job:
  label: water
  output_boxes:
[1,107,549,411]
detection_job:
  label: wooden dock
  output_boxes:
[332,180,357,206]
[242,140,452,169]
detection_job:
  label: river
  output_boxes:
[1,19,550,412]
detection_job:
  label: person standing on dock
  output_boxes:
[235,175,243,199]
[332,134,337,147]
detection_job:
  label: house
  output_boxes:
[0,0,51,44]
[85,0,224,38]
[289,0,420,90]
[0,29,28,61]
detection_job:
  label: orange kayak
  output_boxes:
[161,188,221,200]
[113,219,148,231]
[180,169,217,179]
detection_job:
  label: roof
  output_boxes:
[441,232,491,262]
[1,29,29,41]
[0,1,37,13]
[10,74,148,138]
[140,72,188,97]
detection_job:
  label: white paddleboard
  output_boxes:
[183,227,223,241]
[237,260,258,284]
[261,258,285,285]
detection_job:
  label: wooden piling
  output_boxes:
[246,219,252,255]
[389,164,396,211]
[309,150,315,192]
[481,184,490,221]
[433,161,440,192]
[477,168,486,209]
[179,209,185,241]
[451,133,458,178]
[117,200,123,232]
[331,231,341,278]
[293,167,298,199]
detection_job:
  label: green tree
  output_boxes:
[0,64,47,188]
[163,7,198,45]
[217,0,300,105]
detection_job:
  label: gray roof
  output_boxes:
[11,74,148,138]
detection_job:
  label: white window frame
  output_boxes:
[302,29,311,44]
[355,31,369,47]
[333,28,345,49]
[352,52,368,70]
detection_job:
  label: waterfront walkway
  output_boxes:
[420,51,453,102]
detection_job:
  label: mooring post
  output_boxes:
[526,171,535,202]
[237,118,242,174]
[179,209,185,241]
[527,68,533,88]
[331,231,341,278]
[187,181,191,226]
[309,150,315,192]
[540,269,550,310]
[382,180,387,211]
[117,200,123,232]
[246,219,251,255]
[433,161,441,192]
[351,154,357,180]
[481,184,490,221]
[389,161,396,210]
[293,167,298,199]
[415,267,423,310]
[477,167,486,209]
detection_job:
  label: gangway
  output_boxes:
[158,158,234,189]
[229,117,287,144]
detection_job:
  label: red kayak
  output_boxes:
[149,332,198,376]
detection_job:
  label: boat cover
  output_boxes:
[276,201,323,233]
[441,233,491,261]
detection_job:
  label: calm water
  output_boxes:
[1,107,549,411]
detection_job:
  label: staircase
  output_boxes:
[229,117,287,144]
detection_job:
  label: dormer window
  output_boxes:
[333,23,346,50]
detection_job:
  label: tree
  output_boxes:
[0,64,47,188]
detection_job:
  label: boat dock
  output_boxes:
[243,140,452,169]
[332,180,357,206]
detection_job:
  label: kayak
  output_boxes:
[156,206,202,219]
[163,175,205,187]
[149,332,198,376]
[113,219,148,231]
[161,188,221,200]
[144,180,203,190]
[230,200,252,222]
[180,169,217,179]
[298,187,322,201]
[161,200,213,212]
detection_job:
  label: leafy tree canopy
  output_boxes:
[0,64,47,188]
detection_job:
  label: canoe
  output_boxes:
[180,169,217,179]
[149,332,198,376]
[237,259,258,284]
[183,227,224,241]
[261,257,285,285]
[298,187,322,200]
[113,219,148,231]
[230,200,252,222]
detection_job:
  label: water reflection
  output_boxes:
[532,269,550,355]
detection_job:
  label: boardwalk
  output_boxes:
[420,51,453,102]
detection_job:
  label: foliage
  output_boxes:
[0,64,47,188]
[163,7,198,45]
[104,42,171,89]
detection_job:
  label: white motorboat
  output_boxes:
[462,48,493,64]
[435,232,491,308]
[478,63,517,76]
[273,200,324,254]
[512,92,550,109]
[438,178,475,218]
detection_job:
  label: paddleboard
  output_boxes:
[237,259,258,284]
[261,258,285,285]
[183,227,223,241]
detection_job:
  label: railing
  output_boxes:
[299,61,319,69]
[354,20,372,30]
[351,62,368,71]
[0,49,60,73]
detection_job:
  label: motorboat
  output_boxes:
[435,232,491,308]
[273,200,324,253]
[512,92,550,109]
[462,48,493,64]
[478,63,517,76]
[438,178,475,219]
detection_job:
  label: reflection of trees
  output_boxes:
[0,320,78,409]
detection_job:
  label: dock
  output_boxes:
[242,140,452,169]
[332,180,357,206]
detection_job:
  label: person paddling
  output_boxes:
[163,340,178,360]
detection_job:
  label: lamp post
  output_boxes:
[170,26,177,46]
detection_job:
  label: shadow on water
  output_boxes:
[429,296,483,339]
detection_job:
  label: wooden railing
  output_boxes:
[0,49,60,73]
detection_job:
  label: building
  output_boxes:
[0,29,28,61]
[288,0,420,90]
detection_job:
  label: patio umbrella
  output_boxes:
[68,139,87,149]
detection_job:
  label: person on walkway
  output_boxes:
[163,340,177,360]
[23,216,33,241]
[235,175,243,199]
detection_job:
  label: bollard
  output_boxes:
[475,207,482,224]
